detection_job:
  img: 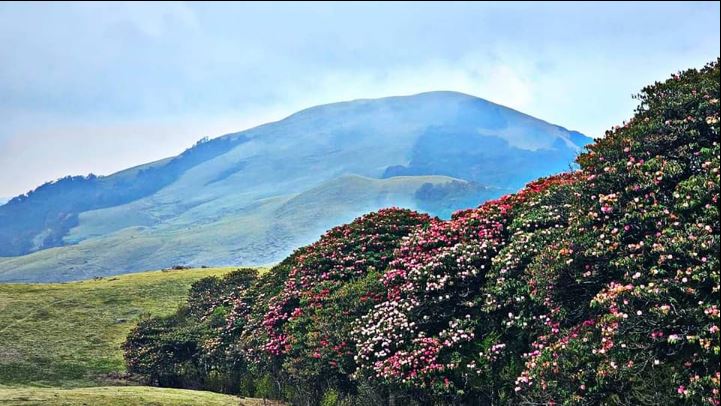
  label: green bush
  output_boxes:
[320,387,340,406]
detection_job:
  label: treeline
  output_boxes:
[124,60,720,405]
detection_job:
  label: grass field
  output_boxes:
[0,267,245,388]
[0,386,261,405]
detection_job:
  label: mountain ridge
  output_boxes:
[0,91,591,282]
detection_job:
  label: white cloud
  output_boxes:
[279,55,536,114]
[0,1,718,196]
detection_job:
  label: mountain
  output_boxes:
[0,91,591,282]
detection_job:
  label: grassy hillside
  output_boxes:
[0,175,496,283]
[0,386,261,406]
[0,267,246,388]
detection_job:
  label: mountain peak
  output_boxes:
[0,93,590,282]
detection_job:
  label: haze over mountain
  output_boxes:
[0,91,591,282]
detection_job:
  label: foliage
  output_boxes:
[124,269,258,391]
[514,58,721,406]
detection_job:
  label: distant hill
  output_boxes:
[0,91,591,282]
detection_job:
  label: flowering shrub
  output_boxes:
[352,173,581,403]
[249,208,432,400]
[515,59,720,405]
[125,59,720,405]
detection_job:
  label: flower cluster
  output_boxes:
[249,208,431,389]
[352,173,580,398]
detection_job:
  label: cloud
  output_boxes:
[0,1,718,196]
[278,54,536,112]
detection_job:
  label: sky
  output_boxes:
[0,2,719,198]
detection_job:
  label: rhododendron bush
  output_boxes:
[245,208,432,400]
[352,173,582,403]
[514,60,721,405]
[125,60,720,405]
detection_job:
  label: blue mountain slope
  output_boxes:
[0,91,592,282]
